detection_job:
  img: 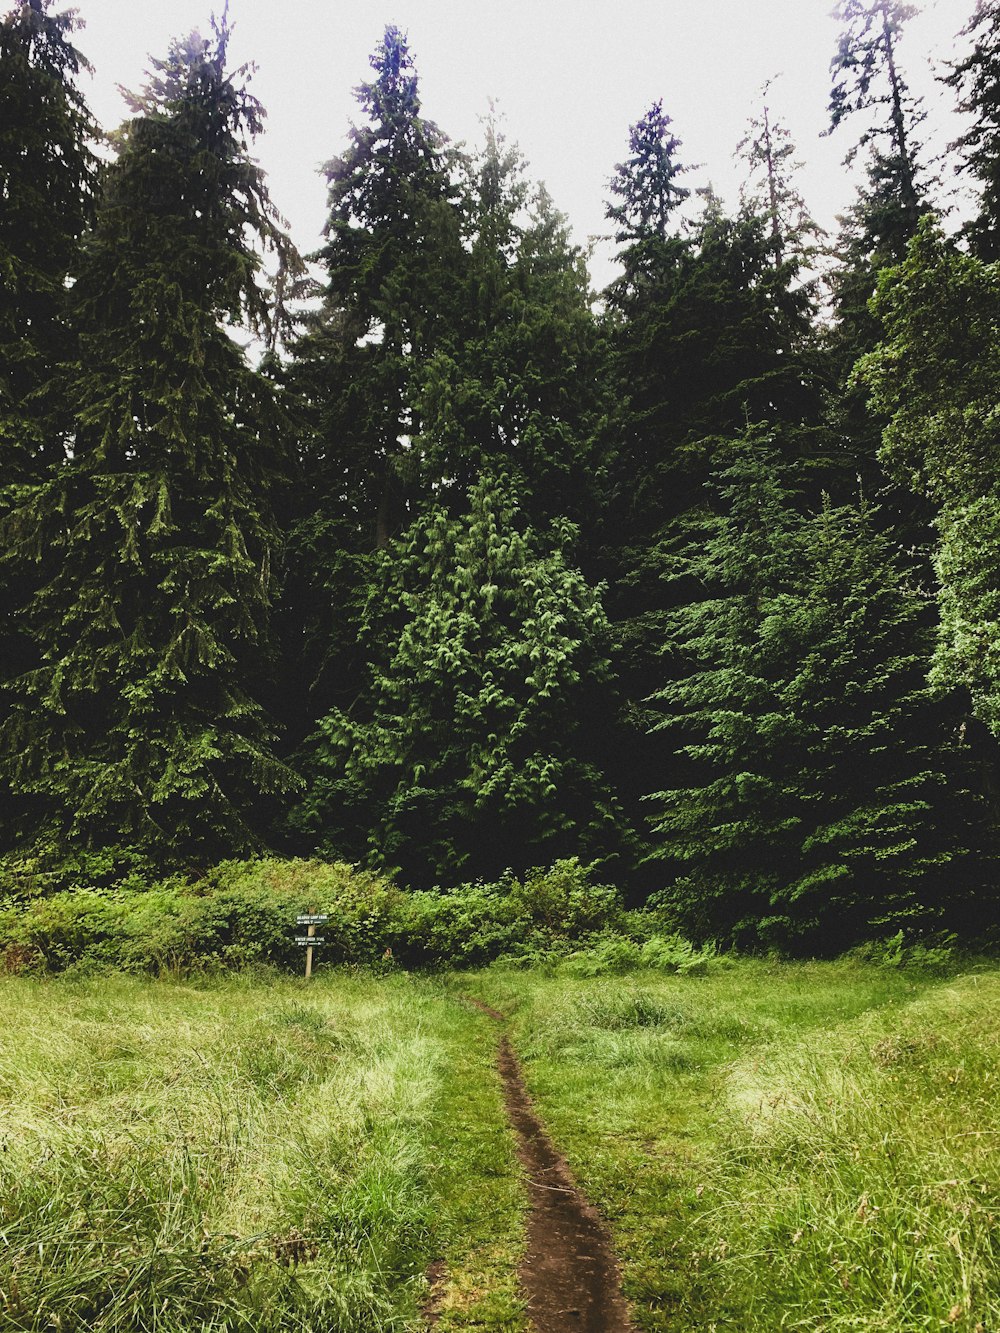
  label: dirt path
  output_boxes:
[469,998,635,1333]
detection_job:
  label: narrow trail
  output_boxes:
[468,997,635,1333]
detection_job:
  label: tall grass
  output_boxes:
[469,958,1000,1331]
[0,971,525,1332]
[705,972,1000,1330]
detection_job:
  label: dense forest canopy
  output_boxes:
[2,0,999,951]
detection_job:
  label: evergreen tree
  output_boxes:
[307,23,464,549]
[278,26,465,748]
[944,0,1000,260]
[0,0,98,851]
[0,18,300,872]
[825,0,929,346]
[290,475,624,885]
[737,80,821,271]
[857,217,1000,744]
[600,107,826,868]
[823,0,933,537]
[414,112,606,533]
[0,0,97,485]
[648,434,983,950]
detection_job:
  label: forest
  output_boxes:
[4,0,1000,955]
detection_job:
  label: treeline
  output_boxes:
[3,0,1000,952]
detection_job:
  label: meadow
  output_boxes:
[0,957,997,1331]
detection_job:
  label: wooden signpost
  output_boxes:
[295,911,329,978]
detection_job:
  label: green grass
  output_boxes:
[0,970,526,1332]
[465,958,1000,1331]
[2,959,999,1331]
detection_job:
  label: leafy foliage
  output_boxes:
[0,855,631,973]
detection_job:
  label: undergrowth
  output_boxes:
[0,855,722,977]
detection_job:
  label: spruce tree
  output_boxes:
[648,434,984,950]
[414,112,606,534]
[0,0,98,856]
[0,18,300,873]
[0,0,97,485]
[825,0,929,346]
[737,81,822,271]
[824,0,933,534]
[305,24,464,549]
[278,27,465,746]
[600,107,826,869]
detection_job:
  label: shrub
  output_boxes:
[0,855,664,975]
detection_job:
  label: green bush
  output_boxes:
[0,855,631,975]
[393,859,624,967]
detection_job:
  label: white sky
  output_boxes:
[74,0,975,289]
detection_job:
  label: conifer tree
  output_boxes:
[945,0,1000,260]
[279,27,465,745]
[825,0,928,346]
[824,0,932,528]
[737,81,821,271]
[0,0,97,485]
[648,434,984,950]
[0,17,300,872]
[856,217,1000,745]
[414,113,605,533]
[290,475,624,885]
[303,24,464,549]
[599,107,826,865]
[0,0,98,844]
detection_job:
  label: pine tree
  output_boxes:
[290,474,625,885]
[944,0,1000,260]
[307,24,464,548]
[599,108,826,869]
[278,27,466,748]
[0,17,300,873]
[414,112,606,533]
[737,80,822,271]
[823,0,933,537]
[825,0,929,346]
[648,434,984,950]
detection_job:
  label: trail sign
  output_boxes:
[295,908,326,979]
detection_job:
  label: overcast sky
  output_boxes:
[74,0,974,288]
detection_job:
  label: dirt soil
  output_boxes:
[469,998,635,1332]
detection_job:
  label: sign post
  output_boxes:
[295,910,329,978]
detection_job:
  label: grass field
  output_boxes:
[0,959,997,1330]
[0,971,524,1331]
[468,959,1000,1331]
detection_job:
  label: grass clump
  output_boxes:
[703,971,1000,1330]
